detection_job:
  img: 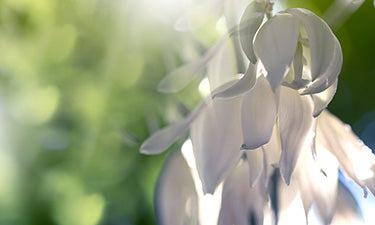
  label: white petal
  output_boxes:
[262,125,282,168]
[207,37,238,90]
[255,124,282,189]
[311,79,338,117]
[301,40,342,94]
[218,161,267,225]
[140,102,206,155]
[292,154,313,216]
[157,37,226,93]
[254,12,300,91]
[190,96,243,194]
[331,181,364,225]
[364,177,375,197]
[140,79,240,155]
[241,76,278,149]
[294,143,339,224]
[278,86,314,184]
[278,175,307,225]
[286,8,343,94]
[239,0,267,63]
[157,61,204,93]
[286,8,337,80]
[316,111,375,193]
[213,63,257,99]
[245,148,264,187]
[140,122,187,155]
[313,148,339,224]
[155,150,198,225]
[262,125,282,186]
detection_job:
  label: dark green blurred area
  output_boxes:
[0,0,373,224]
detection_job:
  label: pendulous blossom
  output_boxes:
[140,0,372,224]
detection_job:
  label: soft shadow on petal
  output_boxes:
[157,37,226,93]
[316,111,375,194]
[254,12,300,91]
[278,86,314,185]
[311,79,338,117]
[218,160,269,225]
[155,150,199,225]
[241,76,278,150]
[190,96,243,194]
[238,0,267,63]
[213,62,257,99]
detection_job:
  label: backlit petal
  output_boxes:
[241,76,278,149]
[278,86,314,184]
[278,175,307,225]
[245,147,264,187]
[286,8,343,94]
[254,12,300,91]
[207,37,238,90]
[294,143,339,224]
[140,102,206,155]
[262,125,282,168]
[316,111,375,194]
[158,37,226,93]
[301,40,342,95]
[190,96,243,194]
[213,62,257,99]
[141,79,241,155]
[313,147,339,224]
[155,150,198,225]
[311,79,338,117]
[218,160,268,225]
[330,181,364,225]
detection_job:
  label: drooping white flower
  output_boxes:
[140,0,372,224]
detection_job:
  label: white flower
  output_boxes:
[140,1,373,224]
[155,130,366,224]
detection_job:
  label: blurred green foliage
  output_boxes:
[0,0,173,224]
[0,0,373,224]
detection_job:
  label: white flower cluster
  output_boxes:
[140,0,373,224]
